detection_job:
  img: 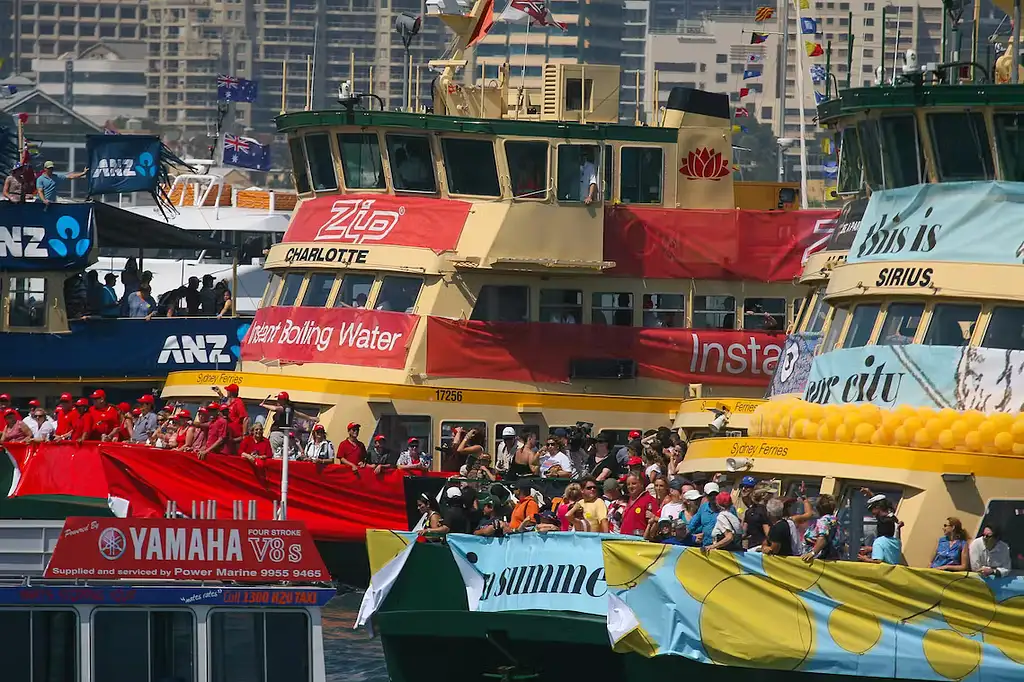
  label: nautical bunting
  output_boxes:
[814,91,827,104]
[739,87,750,97]
[731,125,750,133]
[750,32,769,44]
[755,6,775,21]
[800,17,817,34]
[735,107,750,117]
[799,0,810,8]
[823,161,838,178]
[822,137,834,155]
[742,69,762,79]
[805,41,824,57]
[747,54,764,64]
[809,64,826,83]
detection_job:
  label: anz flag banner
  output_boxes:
[85,134,163,195]
[0,202,93,271]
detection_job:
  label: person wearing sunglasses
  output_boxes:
[566,476,609,533]
[539,437,573,479]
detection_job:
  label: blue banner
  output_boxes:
[0,585,334,607]
[767,332,821,397]
[847,181,1024,265]
[447,532,643,615]
[86,134,163,195]
[0,317,248,378]
[0,202,93,271]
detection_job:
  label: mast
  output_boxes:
[428,0,493,115]
[776,0,790,182]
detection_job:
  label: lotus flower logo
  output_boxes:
[680,147,731,180]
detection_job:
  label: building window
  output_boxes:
[865,33,874,41]
[505,140,548,199]
[304,132,338,192]
[540,289,583,324]
[619,147,663,204]
[863,17,874,25]
[337,133,385,190]
[386,134,436,193]
[642,294,685,328]
[375,276,422,313]
[471,285,529,322]
[865,1,875,8]
[592,293,633,326]
[335,274,374,308]
[716,73,727,83]
[716,53,728,63]
[761,106,773,119]
[442,137,501,197]
[692,296,736,330]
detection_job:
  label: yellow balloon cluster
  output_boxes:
[748,398,1024,455]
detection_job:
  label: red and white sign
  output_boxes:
[283,194,472,254]
[44,517,329,582]
[242,306,419,369]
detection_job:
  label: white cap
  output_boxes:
[703,482,720,495]
[683,489,703,501]
[867,494,888,507]
[502,426,516,437]
[445,487,463,500]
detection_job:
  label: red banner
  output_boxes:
[603,206,840,281]
[5,443,441,543]
[283,194,472,253]
[424,319,785,386]
[43,517,329,582]
[241,306,418,369]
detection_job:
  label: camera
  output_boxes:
[565,421,594,452]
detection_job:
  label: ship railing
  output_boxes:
[163,498,287,521]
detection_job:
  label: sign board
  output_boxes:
[44,517,330,583]
[0,202,94,271]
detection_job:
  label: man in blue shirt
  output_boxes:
[687,481,738,547]
[36,161,87,204]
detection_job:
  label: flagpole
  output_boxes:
[792,0,809,209]
[776,1,789,183]
[518,20,530,117]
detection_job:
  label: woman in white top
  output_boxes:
[304,424,335,461]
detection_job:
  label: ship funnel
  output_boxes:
[661,87,730,129]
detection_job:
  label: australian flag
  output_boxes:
[217,75,258,103]
[222,134,271,171]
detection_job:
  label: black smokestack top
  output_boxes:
[665,87,730,120]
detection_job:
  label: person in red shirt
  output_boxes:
[54,393,76,440]
[218,383,249,452]
[337,422,367,472]
[239,423,273,463]
[79,389,120,443]
[107,402,134,442]
[0,393,11,412]
[199,403,228,460]
[69,399,90,441]
[619,473,660,537]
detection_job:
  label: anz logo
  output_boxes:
[91,151,158,179]
[0,216,91,259]
[158,335,233,365]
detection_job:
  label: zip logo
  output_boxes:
[157,334,232,364]
[313,198,405,244]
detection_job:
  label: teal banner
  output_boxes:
[847,181,1024,265]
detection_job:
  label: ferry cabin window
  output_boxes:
[471,284,529,322]
[289,137,311,194]
[836,126,864,194]
[994,112,1024,181]
[337,132,386,189]
[843,303,881,348]
[303,132,338,191]
[8,277,46,327]
[334,274,375,308]
[837,485,904,555]
[301,273,335,307]
[556,144,601,203]
[277,272,305,307]
[441,420,487,472]
[643,293,685,328]
[923,303,980,346]
[692,295,736,330]
[821,306,849,353]
[0,609,77,682]
[976,499,1024,570]
[540,289,583,324]
[742,297,785,331]
[877,302,923,345]
[505,140,549,199]
[441,138,501,196]
[593,292,633,326]
[620,147,664,204]
[982,306,1024,350]
[375,276,422,313]
[374,415,431,464]
[386,134,436,193]
[604,145,613,201]
[804,291,829,334]
[93,609,194,682]
[927,112,994,181]
[210,610,310,682]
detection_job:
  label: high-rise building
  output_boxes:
[32,42,148,125]
[621,1,650,123]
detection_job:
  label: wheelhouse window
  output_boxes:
[505,140,549,199]
[0,609,77,682]
[386,134,436,193]
[878,115,923,188]
[277,272,305,307]
[803,290,829,333]
[375,276,422,313]
[836,126,863,194]
[994,112,1024,181]
[540,289,583,323]
[592,292,633,326]
[301,273,335,307]
[210,611,310,682]
[821,306,849,353]
[927,112,994,181]
[643,293,685,328]
[337,132,386,189]
[923,303,980,346]
[877,302,923,345]
[556,144,601,203]
[982,306,1024,350]
[261,274,282,308]
[620,147,663,204]
[603,144,613,201]
[441,138,501,196]
[8,277,46,327]
[856,120,884,190]
[692,295,736,330]
[303,132,338,191]
[94,609,194,682]
[742,297,785,331]
[288,137,311,193]
[843,303,880,347]
[334,274,374,308]
[471,285,529,322]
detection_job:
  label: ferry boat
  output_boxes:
[356,12,1024,682]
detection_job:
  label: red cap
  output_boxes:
[408,437,420,445]
[59,393,72,402]
[132,408,141,417]
[117,402,131,413]
[347,422,360,431]
[138,395,155,404]
[628,430,641,439]
[28,399,39,408]
[219,404,230,412]
[177,409,192,419]
[90,389,106,400]
[373,434,386,442]
[197,407,209,415]
[0,394,10,401]
[225,383,240,394]
[277,391,289,401]
[627,456,643,466]
[313,424,325,432]
[715,491,733,508]
[75,398,89,407]
[5,409,19,420]
[207,402,221,411]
